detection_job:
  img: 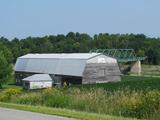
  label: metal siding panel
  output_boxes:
[15,59,29,71]
[15,58,86,76]
[25,58,59,74]
[45,59,59,73]
[55,59,86,76]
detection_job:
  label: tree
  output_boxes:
[1,33,160,65]
[0,42,13,63]
[0,43,13,88]
[0,52,12,88]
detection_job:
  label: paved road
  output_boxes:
[0,108,76,120]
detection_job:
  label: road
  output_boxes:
[0,108,76,120]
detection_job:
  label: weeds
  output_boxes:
[1,76,160,119]
[1,87,160,119]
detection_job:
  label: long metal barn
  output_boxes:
[15,53,121,86]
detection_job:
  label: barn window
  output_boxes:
[98,69,105,77]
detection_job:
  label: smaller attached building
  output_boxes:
[22,74,52,89]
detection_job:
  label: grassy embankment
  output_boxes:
[0,102,135,120]
[1,75,160,119]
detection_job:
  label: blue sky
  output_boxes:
[0,0,160,39]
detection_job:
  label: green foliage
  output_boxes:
[116,90,160,119]
[0,42,13,63]
[42,88,71,108]
[14,92,42,105]
[1,87,160,119]
[1,33,160,65]
[141,65,160,76]
[0,43,13,88]
[1,76,160,119]
[77,76,160,92]
[1,76,160,120]
[0,88,22,101]
[0,52,13,88]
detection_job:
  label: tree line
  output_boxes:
[0,32,160,87]
[0,32,160,65]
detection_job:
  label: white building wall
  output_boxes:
[30,81,52,89]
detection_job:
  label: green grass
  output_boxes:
[141,65,160,76]
[76,75,160,92]
[0,102,135,120]
[1,75,160,119]
[2,84,21,89]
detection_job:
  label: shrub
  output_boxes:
[42,88,71,108]
[0,88,22,102]
[113,90,144,118]
[2,87,160,119]
[115,90,160,119]
[141,90,160,119]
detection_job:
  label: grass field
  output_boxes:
[76,75,160,92]
[120,64,160,77]
[141,65,160,76]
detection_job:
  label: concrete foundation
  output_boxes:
[130,60,141,75]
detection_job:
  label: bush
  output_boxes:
[141,91,160,119]
[115,90,160,119]
[42,88,71,108]
[3,87,160,119]
[0,88,22,101]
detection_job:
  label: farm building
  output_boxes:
[22,74,52,89]
[15,53,121,86]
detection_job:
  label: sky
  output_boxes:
[0,0,160,40]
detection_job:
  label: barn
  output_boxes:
[15,53,121,86]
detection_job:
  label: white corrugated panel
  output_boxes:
[25,58,59,74]
[55,59,87,76]
[15,58,29,71]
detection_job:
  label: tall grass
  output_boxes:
[1,87,160,119]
